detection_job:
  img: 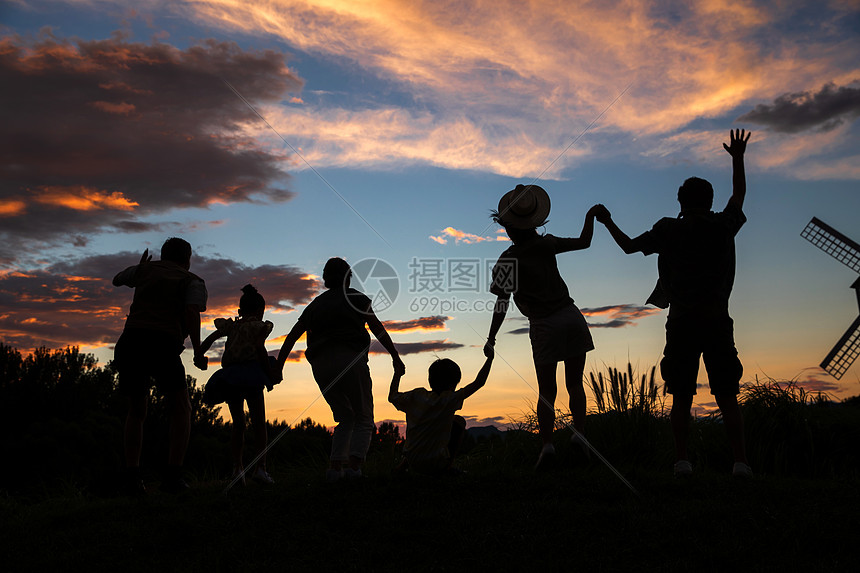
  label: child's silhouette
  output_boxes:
[197,284,280,485]
[112,237,208,494]
[389,349,494,475]
[485,184,603,470]
[597,129,753,478]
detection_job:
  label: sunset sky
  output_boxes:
[2,0,859,429]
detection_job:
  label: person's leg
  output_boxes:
[534,361,559,446]
[446,415,467,467]
[227,399,246,474]
[670,393,694,462]
[312,363,354,471]
[714,392,748,465]
[246,390,268,470]
[563,354,587,435]
[124,387,148,468]
[166,387,192,467]
[347,363,374,472]
[662,313,700,467]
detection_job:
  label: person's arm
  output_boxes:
[723,128,750,210]
[485,295,509,357]
[553,205,602,252]
[112,249,151,287]
[198,329,224,355]
[596,206,640,255]
[367,308,406,375]
[185,305,206,369]
[462,350,494,399]
[276,321,307,371]
[388,369,404,404]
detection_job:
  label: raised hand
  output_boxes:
[139,249,152,265]
[723,129,751,158]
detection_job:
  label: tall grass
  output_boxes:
[587,363,663,415]
[740,376,859,477]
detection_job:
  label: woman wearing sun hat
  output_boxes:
[485,184,606,470]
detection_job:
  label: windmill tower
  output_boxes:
[800,217,860,379]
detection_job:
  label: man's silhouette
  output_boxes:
[598,129,753,478]
[113,237,208,493]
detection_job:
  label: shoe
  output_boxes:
[252,466,275,485]
[325,468,344,483]
[673,460,693,478]
[535,445,557,472]
[732,462,753,479]
[342,467,363,480]
[160,477,190,494]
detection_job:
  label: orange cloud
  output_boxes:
[185,0,858,178]
[430,227,509,245]
[33,186,139,211]
[0,200,27,217]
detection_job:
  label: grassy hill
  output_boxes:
[2,460,858,572]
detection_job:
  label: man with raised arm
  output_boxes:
[113,237,208,494]
[597,129,753,478]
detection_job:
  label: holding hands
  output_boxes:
[193,352,208,370]
[588,203,611,224]
[393,355,406,377]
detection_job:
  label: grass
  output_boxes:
[2,368,859,571]
[2,461,858,572]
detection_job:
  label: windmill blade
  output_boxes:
[801,217,860,273]
[821,314,860,380]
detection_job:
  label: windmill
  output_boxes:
[800,217,860,379]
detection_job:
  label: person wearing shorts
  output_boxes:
[113,237,208,494]
[598,129,753,478]
[485,183,604,470]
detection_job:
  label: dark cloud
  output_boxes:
[795,376,841,395]
[382,315,450,332]
[462,415,509,429]
[507,304,661,333]
[0,31,302,265]
[737,82,860,133]
[0,251,317,350]
[369,339,464,355]
[580,304,662,328]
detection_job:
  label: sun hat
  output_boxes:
[496,184,551,229]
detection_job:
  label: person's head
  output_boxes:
[161,237,192,269]
[323,257,351,289]
[238,284,265,318]
[677,177,714,211]
[428,358,461,393]
[492,184,550,227]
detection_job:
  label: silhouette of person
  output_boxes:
[388,349,494,475]
[597,129,753,478]
[197,284,280,486]
[276,257,405,481]
[485,184,604,470]
[112,237,208,494]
